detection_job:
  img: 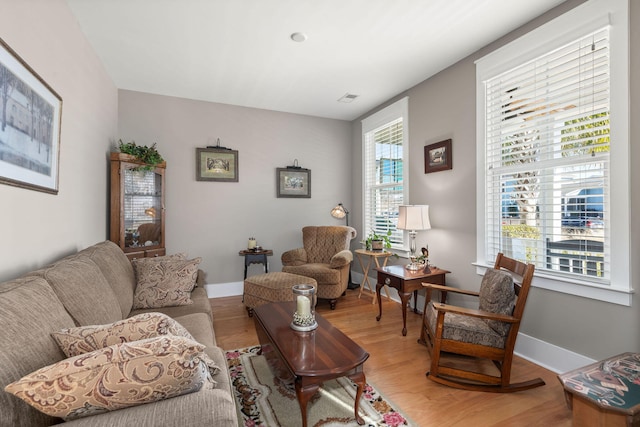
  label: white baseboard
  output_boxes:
[206,276,596,374]
[204,281,243,298]
[514,332,596,373]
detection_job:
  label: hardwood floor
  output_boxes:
[211,288,572,427]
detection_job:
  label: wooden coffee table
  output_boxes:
[253,301,369,427]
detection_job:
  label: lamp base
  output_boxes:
[405,262,431,273]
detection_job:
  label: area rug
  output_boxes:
[226,346,414,427]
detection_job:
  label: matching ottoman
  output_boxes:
[244,272,317,317]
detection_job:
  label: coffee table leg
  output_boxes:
[295,381,319,427]
[348,371,366,425]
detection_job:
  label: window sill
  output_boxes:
[473,263,633,306]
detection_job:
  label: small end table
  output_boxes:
[376,264,450,336]
[239,249,273,279]
[354,249,392,303]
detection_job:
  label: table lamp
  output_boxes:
[397,205,431,270]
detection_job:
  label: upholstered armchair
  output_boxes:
[281,226,357,310]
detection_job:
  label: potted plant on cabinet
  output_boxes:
[117,140,165,171]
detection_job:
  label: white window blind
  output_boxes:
[484,27,610,284]
[362,98,408,248]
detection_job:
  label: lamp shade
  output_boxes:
[397,205,431,231]
[330,203,347,220]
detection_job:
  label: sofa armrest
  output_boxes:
[281,248,307,266]
[196,269,206,288]
[329,249,353,269]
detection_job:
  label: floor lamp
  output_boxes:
[330,203,359,289]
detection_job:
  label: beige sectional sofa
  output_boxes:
[0,241,238,427]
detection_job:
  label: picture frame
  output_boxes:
[0,37,62,194]
[424,139,453,174]
[196,147,239,182]
[277,167,311,198]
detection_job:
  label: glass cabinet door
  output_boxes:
[110,152,166,257]
[122,166,163,249]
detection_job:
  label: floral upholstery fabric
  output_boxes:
[426,302,507,349]
[132,256,201,309]
[4,336,212,420]
[51,312,220,376]
[478,268,515,336]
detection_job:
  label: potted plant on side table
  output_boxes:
[364,230,392,251]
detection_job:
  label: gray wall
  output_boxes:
[0,0,118,282]
[351,0,639,360]
[118,91,352,285]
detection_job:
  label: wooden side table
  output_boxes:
[239,249,273,279]
[558,352,640,427]
[354,249,391,303]
[376,264,450,336]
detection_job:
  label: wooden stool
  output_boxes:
[243,272,317,317]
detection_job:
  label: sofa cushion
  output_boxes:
[0,276,76,427]
[51,312,220,376]
[5,336,213,421]
[60,387,238,427]
[36,257,123,326]
[77,241,137,318]
[478,268,516,336]
[132,257,201,309]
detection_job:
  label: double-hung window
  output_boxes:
[476,0,630,305]
[362,97,408,250]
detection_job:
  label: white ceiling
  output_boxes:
[65,0,567,121]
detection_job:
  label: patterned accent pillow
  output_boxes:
[132,257,201,308]
[4,336,212,420]
[51,312,220,376]
[478,268,516,336]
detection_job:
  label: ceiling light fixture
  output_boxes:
[290,32,307,42]
[338,93,359,103]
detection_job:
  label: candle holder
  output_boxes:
[291,284,317,331]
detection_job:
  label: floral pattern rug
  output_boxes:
[226,346,413,427]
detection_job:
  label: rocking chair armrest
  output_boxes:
[422,283,480,298]
[431,302,519,323]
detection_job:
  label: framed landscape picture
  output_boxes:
[0,37,63,194]
[424,139,452,174]
[196,147,239,182]
[277,167,311,198]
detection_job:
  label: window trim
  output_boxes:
[475,0,631,305]
[361,97,409,253]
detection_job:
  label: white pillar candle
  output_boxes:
[248,239,257,249]
[297,295,311,317]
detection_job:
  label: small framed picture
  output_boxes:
[277,167,311,198]
[0,37,63,194]
[424,139,452,174]
[196,147,238,182]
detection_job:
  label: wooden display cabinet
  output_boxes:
[110,152,166,261]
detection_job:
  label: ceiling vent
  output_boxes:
[338,93,359,103]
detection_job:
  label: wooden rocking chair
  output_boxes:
[418,253,545,392]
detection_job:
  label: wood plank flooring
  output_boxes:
[210,288,572,427]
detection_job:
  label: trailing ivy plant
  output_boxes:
[118,140,164,170]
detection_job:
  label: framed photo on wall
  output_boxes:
[196,147,239,182]
[424,139,452,174]
[277,167,311,198]
[0,37,63,194]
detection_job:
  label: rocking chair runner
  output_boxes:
[418,253,545,392]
